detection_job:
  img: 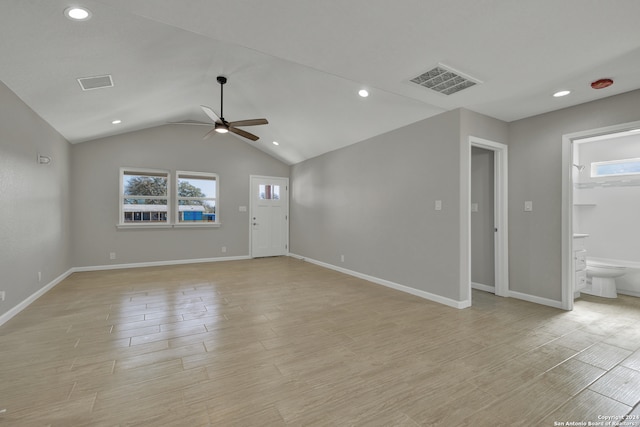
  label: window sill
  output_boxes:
[174,223,221,228]
[116,223,220,230]
[117,223,173,230]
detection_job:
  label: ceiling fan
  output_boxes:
[174,76,268,141]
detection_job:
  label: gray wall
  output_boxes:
[508,89,640,301]
[5,72,640,317]
[471,147,495,286]
[290,109,507,303]
[70,125,289,267]
[0,81,71,317]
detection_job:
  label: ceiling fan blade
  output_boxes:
[200,105,221,123]
[203,128,218,140]
[229,126,259,141]
[168,120,213,126]
[228,118,268,127]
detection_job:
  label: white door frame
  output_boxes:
[249,175,289,258]
[560,119,640,310]
[467,137,509,301]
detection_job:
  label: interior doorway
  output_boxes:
[561,120,640,310]
[250,175,289,258]
[471,146,496,293]
[468,137,509,302]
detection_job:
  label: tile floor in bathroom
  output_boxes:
[0,257,639,426]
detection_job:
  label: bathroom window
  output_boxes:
[591,157,640,178]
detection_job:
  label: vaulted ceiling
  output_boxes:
[2,1,640,164]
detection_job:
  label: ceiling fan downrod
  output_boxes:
[217,76,227,120]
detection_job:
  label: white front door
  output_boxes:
[250,175,289,258]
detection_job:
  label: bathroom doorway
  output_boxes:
[468,137,509,301]
[561,120,640,310]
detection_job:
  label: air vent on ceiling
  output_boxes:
[77,75,114,91]
[410,64,480,95]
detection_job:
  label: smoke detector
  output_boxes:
[410,64,481,95]
[591,78,613,89]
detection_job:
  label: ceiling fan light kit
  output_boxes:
[214,122,229,133]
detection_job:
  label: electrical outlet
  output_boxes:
[38,271,42,282]
[221,246,227,253]
[340,254,345,263]
[109,252,116,260]
[0,291,5,301]
[435,200,442,211]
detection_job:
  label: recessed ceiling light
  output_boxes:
[272,141,279,146]
[111,119,121,125]
[358,89,369,98]
[64,6,91,21]
[553,90,571,97]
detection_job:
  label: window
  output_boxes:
[118,168,219,228]
[176,171,218,224]
[591,158,640,178]
[259,184,280,200]
[120,168,170,225]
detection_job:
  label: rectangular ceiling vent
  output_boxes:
[410,64,481,95]
[77,75,114,91]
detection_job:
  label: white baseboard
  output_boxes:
[471,282,496,293]
[72,255,251,272]
[0,255,251,327]
[507,290,564,309]
[289,253,470,309]
[617,289,640,298]
[3,254,566,328]
[0,268,74,327]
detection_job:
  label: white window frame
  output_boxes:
[118,167,172,229]
[175,171,220,228]
[591,157,640,178]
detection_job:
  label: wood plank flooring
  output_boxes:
[1,257,640,426]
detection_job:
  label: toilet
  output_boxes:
[585,260,626,298]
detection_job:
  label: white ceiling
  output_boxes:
[2,1,640,165]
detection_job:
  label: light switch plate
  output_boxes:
[471,203,478,212]
[524,201,533,212]
[435,200,442,211]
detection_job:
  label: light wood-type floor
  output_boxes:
[1,257,640,426]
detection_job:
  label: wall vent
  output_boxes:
[77,75,114,91]
[410,64,480,95]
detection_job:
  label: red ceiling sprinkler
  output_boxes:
[591,78,613,89]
